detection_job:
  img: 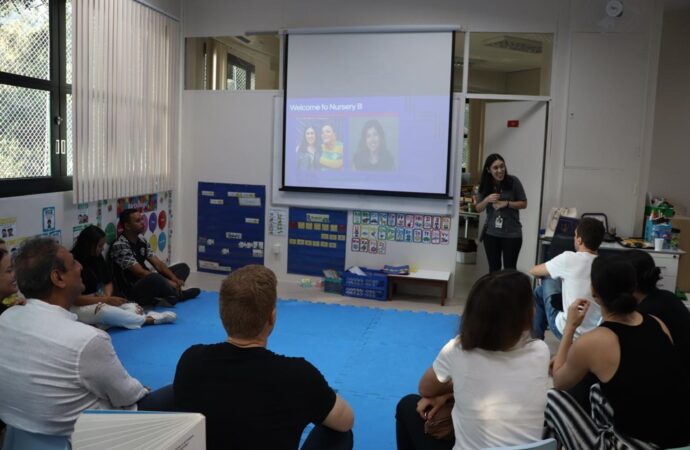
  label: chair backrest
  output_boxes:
[483,438,558,450]
[2,425,71,450]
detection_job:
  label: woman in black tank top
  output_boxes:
[545,256,690,449]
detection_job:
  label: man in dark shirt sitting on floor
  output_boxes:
[110,208,199,306]
[173,265,355,450]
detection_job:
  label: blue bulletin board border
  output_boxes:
[287,207,347,277]
[197,182,266,275]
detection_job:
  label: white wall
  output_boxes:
[176,0,665,287]
[648,10,690,211]
[0,190,173,263]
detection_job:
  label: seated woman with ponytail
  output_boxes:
[625,249,690,375]
[546,256,690,449]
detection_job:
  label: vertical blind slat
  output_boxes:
[73,0,178,204]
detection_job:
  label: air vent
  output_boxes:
[483,36,543,54]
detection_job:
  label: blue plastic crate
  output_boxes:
[342,268,388,300]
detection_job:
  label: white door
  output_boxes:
[476,101,547,274]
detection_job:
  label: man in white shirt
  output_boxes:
[530,218,605,340]
[0,237,148,436]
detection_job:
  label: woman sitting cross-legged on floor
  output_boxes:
[71,225,176,329]
[396,270,550,450]
[546,255,690,449]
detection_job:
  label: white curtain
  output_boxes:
[73,0,179,203]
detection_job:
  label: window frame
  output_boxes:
[0,0,72,198]
[227,53,255,91]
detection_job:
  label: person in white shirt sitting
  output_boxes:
[396,271,550,450]
[530,217,605,340]
[0,237,148,437]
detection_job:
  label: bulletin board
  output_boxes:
[288,208,347,277]
[351,210,451,255]
[197,182,266,274]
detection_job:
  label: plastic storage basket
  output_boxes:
[323,277,342,294]
[342,268,388,301]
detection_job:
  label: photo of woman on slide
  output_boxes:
[353,119,394,171]
[319,123,344,170]
[295,125,321,170]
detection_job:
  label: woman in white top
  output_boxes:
[396,270,550,450]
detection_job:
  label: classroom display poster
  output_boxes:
[288,208,347,277]
[197,182,266,274]
[351,210,451,255]
[0,191,172,264]
[268,208,288,236]
[0,217,26,254]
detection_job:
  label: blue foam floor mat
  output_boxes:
[109,291,459,449]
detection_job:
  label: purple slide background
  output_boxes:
[284,96,450,194]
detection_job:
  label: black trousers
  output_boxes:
[139,385,354,450]
[395,394,453,450]
[131,263,190,306]
[483,235,522,272]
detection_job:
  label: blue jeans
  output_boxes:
[533,279,563,340]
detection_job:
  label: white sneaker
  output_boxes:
[148,311,177,325]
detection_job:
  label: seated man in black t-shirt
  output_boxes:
[173,265,355,450]
[110,209,199,306]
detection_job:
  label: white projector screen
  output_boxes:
[282,31,454,198]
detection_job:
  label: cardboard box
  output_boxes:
[72,410,206,449]
[672,216,690,292]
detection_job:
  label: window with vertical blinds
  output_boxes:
[73,0,179,203]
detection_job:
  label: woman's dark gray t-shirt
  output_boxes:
[478,175,527,239]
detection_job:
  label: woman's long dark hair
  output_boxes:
[71,225,106,263]
[297,125,319,153]
[591,256,638,314]
[460,270,534,351]
[478,153,513,196]
[624,250,662,295]
[356,120,388,156]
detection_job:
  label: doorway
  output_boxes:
[456,99,548,296]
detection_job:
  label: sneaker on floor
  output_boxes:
[149,311,177,325]
[153,296,178,308]
[180,288,201,301]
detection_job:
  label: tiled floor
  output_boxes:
[187,261,560,354]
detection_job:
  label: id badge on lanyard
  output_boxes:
[494,215,503,229]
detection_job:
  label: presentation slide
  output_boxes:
[282,31,454,197]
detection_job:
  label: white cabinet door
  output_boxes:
[652,253,679,292]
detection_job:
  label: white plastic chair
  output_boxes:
[2,425,71,450]
[483,438,558,450]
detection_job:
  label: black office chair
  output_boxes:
[581,212,616,242]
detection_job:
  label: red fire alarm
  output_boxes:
[507,120,519,128]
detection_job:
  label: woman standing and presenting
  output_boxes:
[474,154,527,272]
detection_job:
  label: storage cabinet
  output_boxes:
[651,253,679,292]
